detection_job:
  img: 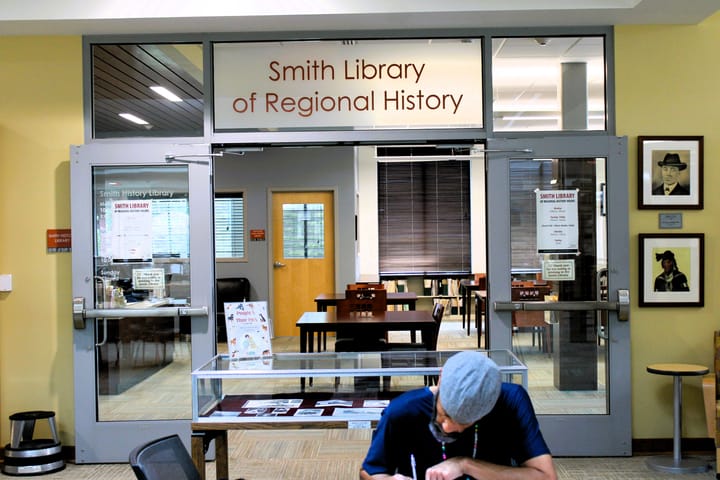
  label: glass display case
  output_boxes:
[191,350,527,426]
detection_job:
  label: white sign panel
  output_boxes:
[542,259,576,281]
[214,39,483,130]
[132,268,165,290]
[536,190,579,254]
[111,200,153,262]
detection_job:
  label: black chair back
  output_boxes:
[129,434,201,480]
[216,277,251,342]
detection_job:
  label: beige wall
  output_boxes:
[1,16,719,446]
[616,13,720,439]
[0,36,83,444]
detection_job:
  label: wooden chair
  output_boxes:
[511,284,553,353]
[701,330,720,478]
[340,287,387,316]
[334,287,388,352]
[334,286,389,390]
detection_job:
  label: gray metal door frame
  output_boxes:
[70,143,214,462]
[486,135,631,456]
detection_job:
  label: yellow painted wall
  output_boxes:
[0,36,83,444]
[1,16,719,448]
[616,13,720,439]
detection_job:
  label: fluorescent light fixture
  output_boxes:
[150,86,182,102]
[118,113,149,125]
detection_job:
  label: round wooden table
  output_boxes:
[646,363,711,474]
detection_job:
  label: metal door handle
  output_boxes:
[493,289,630,321]
[73,297,207,329]
[273,261,287,268]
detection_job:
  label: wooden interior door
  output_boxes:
[272,191,335,337]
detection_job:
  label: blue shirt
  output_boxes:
[362,383,550,478]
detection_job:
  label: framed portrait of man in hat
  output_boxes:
[639,233,704,307]
[637,136,703,209]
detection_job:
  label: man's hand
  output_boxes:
[359,469,413,480]
[424,457,464,479]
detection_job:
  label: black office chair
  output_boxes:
[129,434,200,480]
[386,302,444,351]
[383,302,445,387]
[216,277,251,342]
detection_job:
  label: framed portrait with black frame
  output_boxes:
[637,136,703,209]
[639,233,704,307]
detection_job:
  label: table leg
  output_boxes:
[463,287,469,333]
[191,430,228,480]
[215,431,229,480]
[673,375,682,465]
[300,328,307,391]
[191,433,206,480]
[316,304,327,349]
[646,375,710,473]
[466,288,474,336]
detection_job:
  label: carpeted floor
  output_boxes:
[26,450,718,480]
[31,316,714,479]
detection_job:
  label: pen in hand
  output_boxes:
[410,453,417,480]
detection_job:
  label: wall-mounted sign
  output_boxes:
[47,229,71,253]
[536,189,579,254]
[659,213,683,229]
[250,229,266,241]
[214,39,483,130]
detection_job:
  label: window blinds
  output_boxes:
[378,161,470,275]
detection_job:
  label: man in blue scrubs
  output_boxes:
[360,351,557,480]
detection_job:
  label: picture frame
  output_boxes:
[637,136,703,209]
[638,233,704,307]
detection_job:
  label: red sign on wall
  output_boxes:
[47,229,72,253]
[250,229,266,241]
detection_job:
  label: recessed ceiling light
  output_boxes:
[150,86,182,102]
[118,113,149,125]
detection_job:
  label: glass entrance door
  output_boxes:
[71,143,214,462]
[486,136,631,455]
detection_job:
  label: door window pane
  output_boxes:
[91,43,204,138]
[92,165,192,421]
[510,157,608,415]
[214,192,245,259]
[283,203,325,259]
[493,36,605,132]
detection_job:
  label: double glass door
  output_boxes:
[486,136,631,455]
[69,137,630,461]
[71,143,214,462]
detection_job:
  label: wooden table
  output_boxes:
[296,310,436,354]
[646,363,710,474]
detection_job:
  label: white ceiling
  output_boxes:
[0,0,718,36]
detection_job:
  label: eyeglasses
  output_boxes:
[432,392,472,436]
